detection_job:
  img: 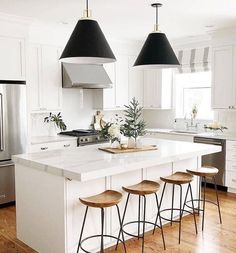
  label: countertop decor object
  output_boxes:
[60,0,116,64]
[133,3,179,68]
[44,112,67,137]
[98,145,157,154]
[204,122,228,133]
[122,98,146,148]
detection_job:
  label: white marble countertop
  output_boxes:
[31,135,77,145]
[146,128,236,140]
[13,138,221,182]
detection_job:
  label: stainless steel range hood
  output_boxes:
[62,63,112,89]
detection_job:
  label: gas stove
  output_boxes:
[60,129,108,146]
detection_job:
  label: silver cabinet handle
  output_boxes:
[0,194,6,199]
[64,144,70,148]
[232,179,236,182]
[41,147,48,150]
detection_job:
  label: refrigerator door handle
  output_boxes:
[0,93,3,151]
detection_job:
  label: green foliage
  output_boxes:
[100,122,113,140]
[44,112,67,131]
[121,97,146,140]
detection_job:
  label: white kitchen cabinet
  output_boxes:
[128,56,144,106]
[212,45,234,109]
[0,36,25,80]
[29,44,62,112]
[93,55,130,110]
[115,55,129,108]
[143,69,172,109]
[226,140,236,193]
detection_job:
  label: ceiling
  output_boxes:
[0,0,236,41]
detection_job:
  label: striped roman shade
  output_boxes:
[177,47,211,73]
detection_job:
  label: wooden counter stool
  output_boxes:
[159,172,198,244]
[77,190,126,253]
[116,180,166,253]
[186,167,222,230]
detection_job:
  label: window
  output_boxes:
[175,71,213,120]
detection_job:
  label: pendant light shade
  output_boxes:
[134,3,179,68]
[60,0,116,64]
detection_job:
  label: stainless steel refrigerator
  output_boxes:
[0,81,27,205]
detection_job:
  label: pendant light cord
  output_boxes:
[151,3,162,32]
[86,0,89,11]
[156,5,159,27]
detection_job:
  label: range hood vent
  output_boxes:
[62,63,112,89]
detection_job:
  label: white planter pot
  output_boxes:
[128,138,135,148]
[48,122,58,137]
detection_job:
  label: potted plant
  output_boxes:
[44,112,67,136]
[121,97,146,148]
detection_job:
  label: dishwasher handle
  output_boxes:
[194,137,224,146]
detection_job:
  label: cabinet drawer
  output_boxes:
[226,140,236,151]
[29,140,77,153]
[226,170,236,188]
[226,150,236,161]
[226,161,236,172]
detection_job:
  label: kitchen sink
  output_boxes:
[170,130,199,134]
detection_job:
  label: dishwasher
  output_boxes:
[194,137,226,188]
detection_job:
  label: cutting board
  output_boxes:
[98,145,158,154]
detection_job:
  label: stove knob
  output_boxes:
[80,139,83,142]
[85,138,88,142]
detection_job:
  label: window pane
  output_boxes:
[175,71,213,120]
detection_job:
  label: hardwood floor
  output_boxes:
[0,188,236,253]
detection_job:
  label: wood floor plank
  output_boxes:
[0,188,235,253]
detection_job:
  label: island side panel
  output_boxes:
[15,164,67,253]
[65,177,107,253]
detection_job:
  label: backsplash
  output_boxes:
[30,89,125,136]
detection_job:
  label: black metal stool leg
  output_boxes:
[154,193,166,250]
[181,183,190,217]
[189,183,198,234]
[202,176,206,231]
[213,176,222,224]
[138,195,141,240]
[171,184,175,226]
[116,205,127,253]
[198,177,202,215]
[116,193,130,250]
[101,208,105,253]
[77,206,88,253]
[178,185,183,244]
[142,195,146,253]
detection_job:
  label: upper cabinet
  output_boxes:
[212,45,235,109]
[29,44,62,112]
[0,36,25,80]
[143,69,172,109]
[128,56,144,106]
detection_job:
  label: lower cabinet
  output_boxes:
[226,140,236,192]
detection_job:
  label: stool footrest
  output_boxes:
[80,234,124,253]
[160,208,194,223]
[122,220,161,239]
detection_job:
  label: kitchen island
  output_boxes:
[13,138,221,253]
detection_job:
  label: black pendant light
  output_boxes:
[60,0,116,64]
[134,3,179,68]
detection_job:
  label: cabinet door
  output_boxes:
[212,46,233,109]
[103,63,116,109]
[0,37,25,80]
[29,45,42,111]
[41,45,62,111]
[128,56,144,106]
[115,55,129,108]
[143,69,159,108]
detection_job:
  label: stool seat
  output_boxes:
[186,166,219,177]
[160,172,193,185]
[122,180,160,195]
[79,190,122,208]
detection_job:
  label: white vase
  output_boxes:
[48,122,58,137]
[128,137,135,148]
